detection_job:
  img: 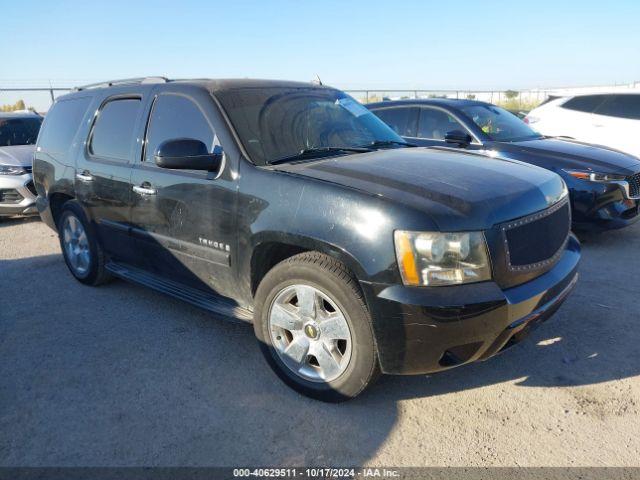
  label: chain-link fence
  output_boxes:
[0,86,551,114]
[344,82,640,110]
[2,81,639,114]
[344,89,550,112]
[0,86,72,112]
[0,87,72,114]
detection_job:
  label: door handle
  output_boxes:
[132,184,157,196]
[75,171,94,182]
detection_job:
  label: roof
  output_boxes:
[567,90,640,97]
[0,111,41,118]
[366,98,488,109]
[72,76,329,94]
[199,78,331,93]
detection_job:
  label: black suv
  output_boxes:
[33,78,580,401]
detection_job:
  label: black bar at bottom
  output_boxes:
[1,467,639,480]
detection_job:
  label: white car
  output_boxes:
[0,111,43,218]
[525,92,640,158]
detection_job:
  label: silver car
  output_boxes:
[0,111,43,218]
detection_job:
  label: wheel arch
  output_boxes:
[48,191,76,227]
[249,233,368,297]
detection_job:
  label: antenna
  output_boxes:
[312,75,323,86]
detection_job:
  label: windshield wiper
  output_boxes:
[358,140,417,149]
[268,146,371,165]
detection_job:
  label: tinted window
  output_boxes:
[145,94,215,162]
[594,94,640,120]
[38,97,92,153]
[216,87,404,166]
[90,98,141,161]
[561,95,606,113]
[460,105,540,142]
[418,108,465,140]
[0,117,42,147]
[372,107,418,137]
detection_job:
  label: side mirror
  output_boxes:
[444,130,473,147]
[154,138,223,172]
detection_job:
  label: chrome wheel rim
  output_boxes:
[62,215,91,276]
[268,284,352,383]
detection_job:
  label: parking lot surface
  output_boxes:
[1,217,639,467]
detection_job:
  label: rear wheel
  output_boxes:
[57,201,111,286]
[254,252,380,402]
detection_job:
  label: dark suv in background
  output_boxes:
[34,78,579,401]
[368,99,640,231]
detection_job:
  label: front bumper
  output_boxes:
[569,180,640,231]
[0,173,37,217]
[361,234,580,375]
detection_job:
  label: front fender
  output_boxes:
[235,162,438,305]
[249,230,370,281]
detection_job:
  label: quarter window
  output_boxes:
[561,95,606,113]
[38,97,91,154]
[372,107,418,137]
[594,94,640,120]
[89,98,141,161]
[418,108,466,140]
[145,94,215,163]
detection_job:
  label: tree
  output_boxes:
[504,90,519,100]
[466,94,476,100]
[0,99,30,112]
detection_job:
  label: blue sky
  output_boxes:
[2,0,639,95]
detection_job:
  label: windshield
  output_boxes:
[216,87,405,165]
[0,117,43,147]
[460,105,540,142]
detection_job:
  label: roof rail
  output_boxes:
[74,76,169,91]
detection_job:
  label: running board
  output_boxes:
[105,262,254,323]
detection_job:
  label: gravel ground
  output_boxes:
[0,217,639,467]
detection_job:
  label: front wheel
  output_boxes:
[254,252,380,402]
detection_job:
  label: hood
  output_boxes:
[273,147,566,231]
[0,145,35,168]
[492,137,640,175]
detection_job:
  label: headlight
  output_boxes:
[394,231,491,286]
[0,165,28,175]
[563,169,626,182]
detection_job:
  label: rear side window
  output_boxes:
[561,95,606,113]
[594,94,640,120]
[418,108,465,140]
[372,107,418,137]
[89,98,141,161]
[145,94,215,163]
[38,97,91,154]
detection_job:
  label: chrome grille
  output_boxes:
[502,198,571,271]
[627,172,640,198]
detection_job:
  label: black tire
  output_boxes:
[254,251,380,402]
[57,200,111,286]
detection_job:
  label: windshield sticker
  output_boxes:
[336,97,369,117]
